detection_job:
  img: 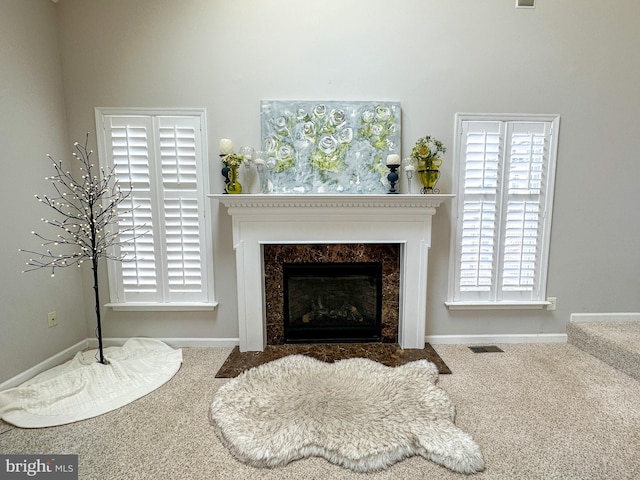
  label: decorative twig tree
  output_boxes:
[20,134,145,364]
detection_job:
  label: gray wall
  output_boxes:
[2,0,639,381]
[0,0,88,382]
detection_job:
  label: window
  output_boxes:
[448,113,559,309]
[95,109,214,309]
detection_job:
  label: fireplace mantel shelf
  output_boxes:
[210,193,454,352]
[210,193,453,212]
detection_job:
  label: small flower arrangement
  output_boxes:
[410,135,447,170]
[222,153,244,168]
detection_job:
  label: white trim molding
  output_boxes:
[105,302,218,312]
[570,312,640,323]
[445,301,550,310]
[427,333,567,345]
[86,337,239,349]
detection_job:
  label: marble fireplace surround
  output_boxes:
[211,194,453,352]
[263,243,400,345]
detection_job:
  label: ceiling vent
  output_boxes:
[516,0,535,8]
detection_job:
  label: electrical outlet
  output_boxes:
[47,311,58,327]
[546,297,557,311]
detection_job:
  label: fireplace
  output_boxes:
[263,243,400,345]
[283,262,383,343]
[211,194,452,352]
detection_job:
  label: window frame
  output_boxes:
[95,107,216,311]
[446,113,560,310]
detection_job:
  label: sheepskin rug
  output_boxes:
[209,355,484,474]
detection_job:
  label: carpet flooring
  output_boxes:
[568,320,640,382]
[215,343,451,378]
[1,343,639,479]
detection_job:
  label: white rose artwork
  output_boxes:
[260,100,401,193]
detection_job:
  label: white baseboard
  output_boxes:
[570,312,640,323]
[0,337,240,392]
[426,333,568,345]
[86,337,240,349]
[0,339,89,391]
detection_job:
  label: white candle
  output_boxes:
[404,165,415,172]
[254,157,265,165]
[219,138,233,155]
[386,154,401,165]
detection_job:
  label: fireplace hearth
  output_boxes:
[283,262,383,343]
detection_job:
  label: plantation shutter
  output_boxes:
[452,115,558,305]
[106,116,158,298]
[500,122,550,301]
[158,117,205,298]
[99,112,211,305]
[458,121,503,300]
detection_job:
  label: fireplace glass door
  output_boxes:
[283,262,382,343]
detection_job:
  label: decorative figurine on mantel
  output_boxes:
[386,154,401,194]
[410,135,447,194]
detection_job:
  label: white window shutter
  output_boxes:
[165,198,202,289]
[452,115,559,305]
[97,111,211,305]
[103,116,159,301]
[456,121,503,300]
[158,116,206,300]
[500,122,551,300]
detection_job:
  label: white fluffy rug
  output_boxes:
[210,355,484,474]
[0,338,182,428]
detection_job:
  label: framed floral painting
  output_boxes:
[260,100,401,193]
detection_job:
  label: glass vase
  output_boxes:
[225,165,242,194]
[417,168,440,194]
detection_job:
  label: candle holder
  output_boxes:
[220,154,231,193]
[239,146,255,164]
[403,157,416,194]
[386,164,399,194]
[254,151,269,193]
[219,139,235,194]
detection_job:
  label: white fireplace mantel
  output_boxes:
[210,194,453,352]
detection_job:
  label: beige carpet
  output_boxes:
[1,343,639,479]
[568,320,640,382]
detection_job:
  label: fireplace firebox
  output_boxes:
[283,262,383,343]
